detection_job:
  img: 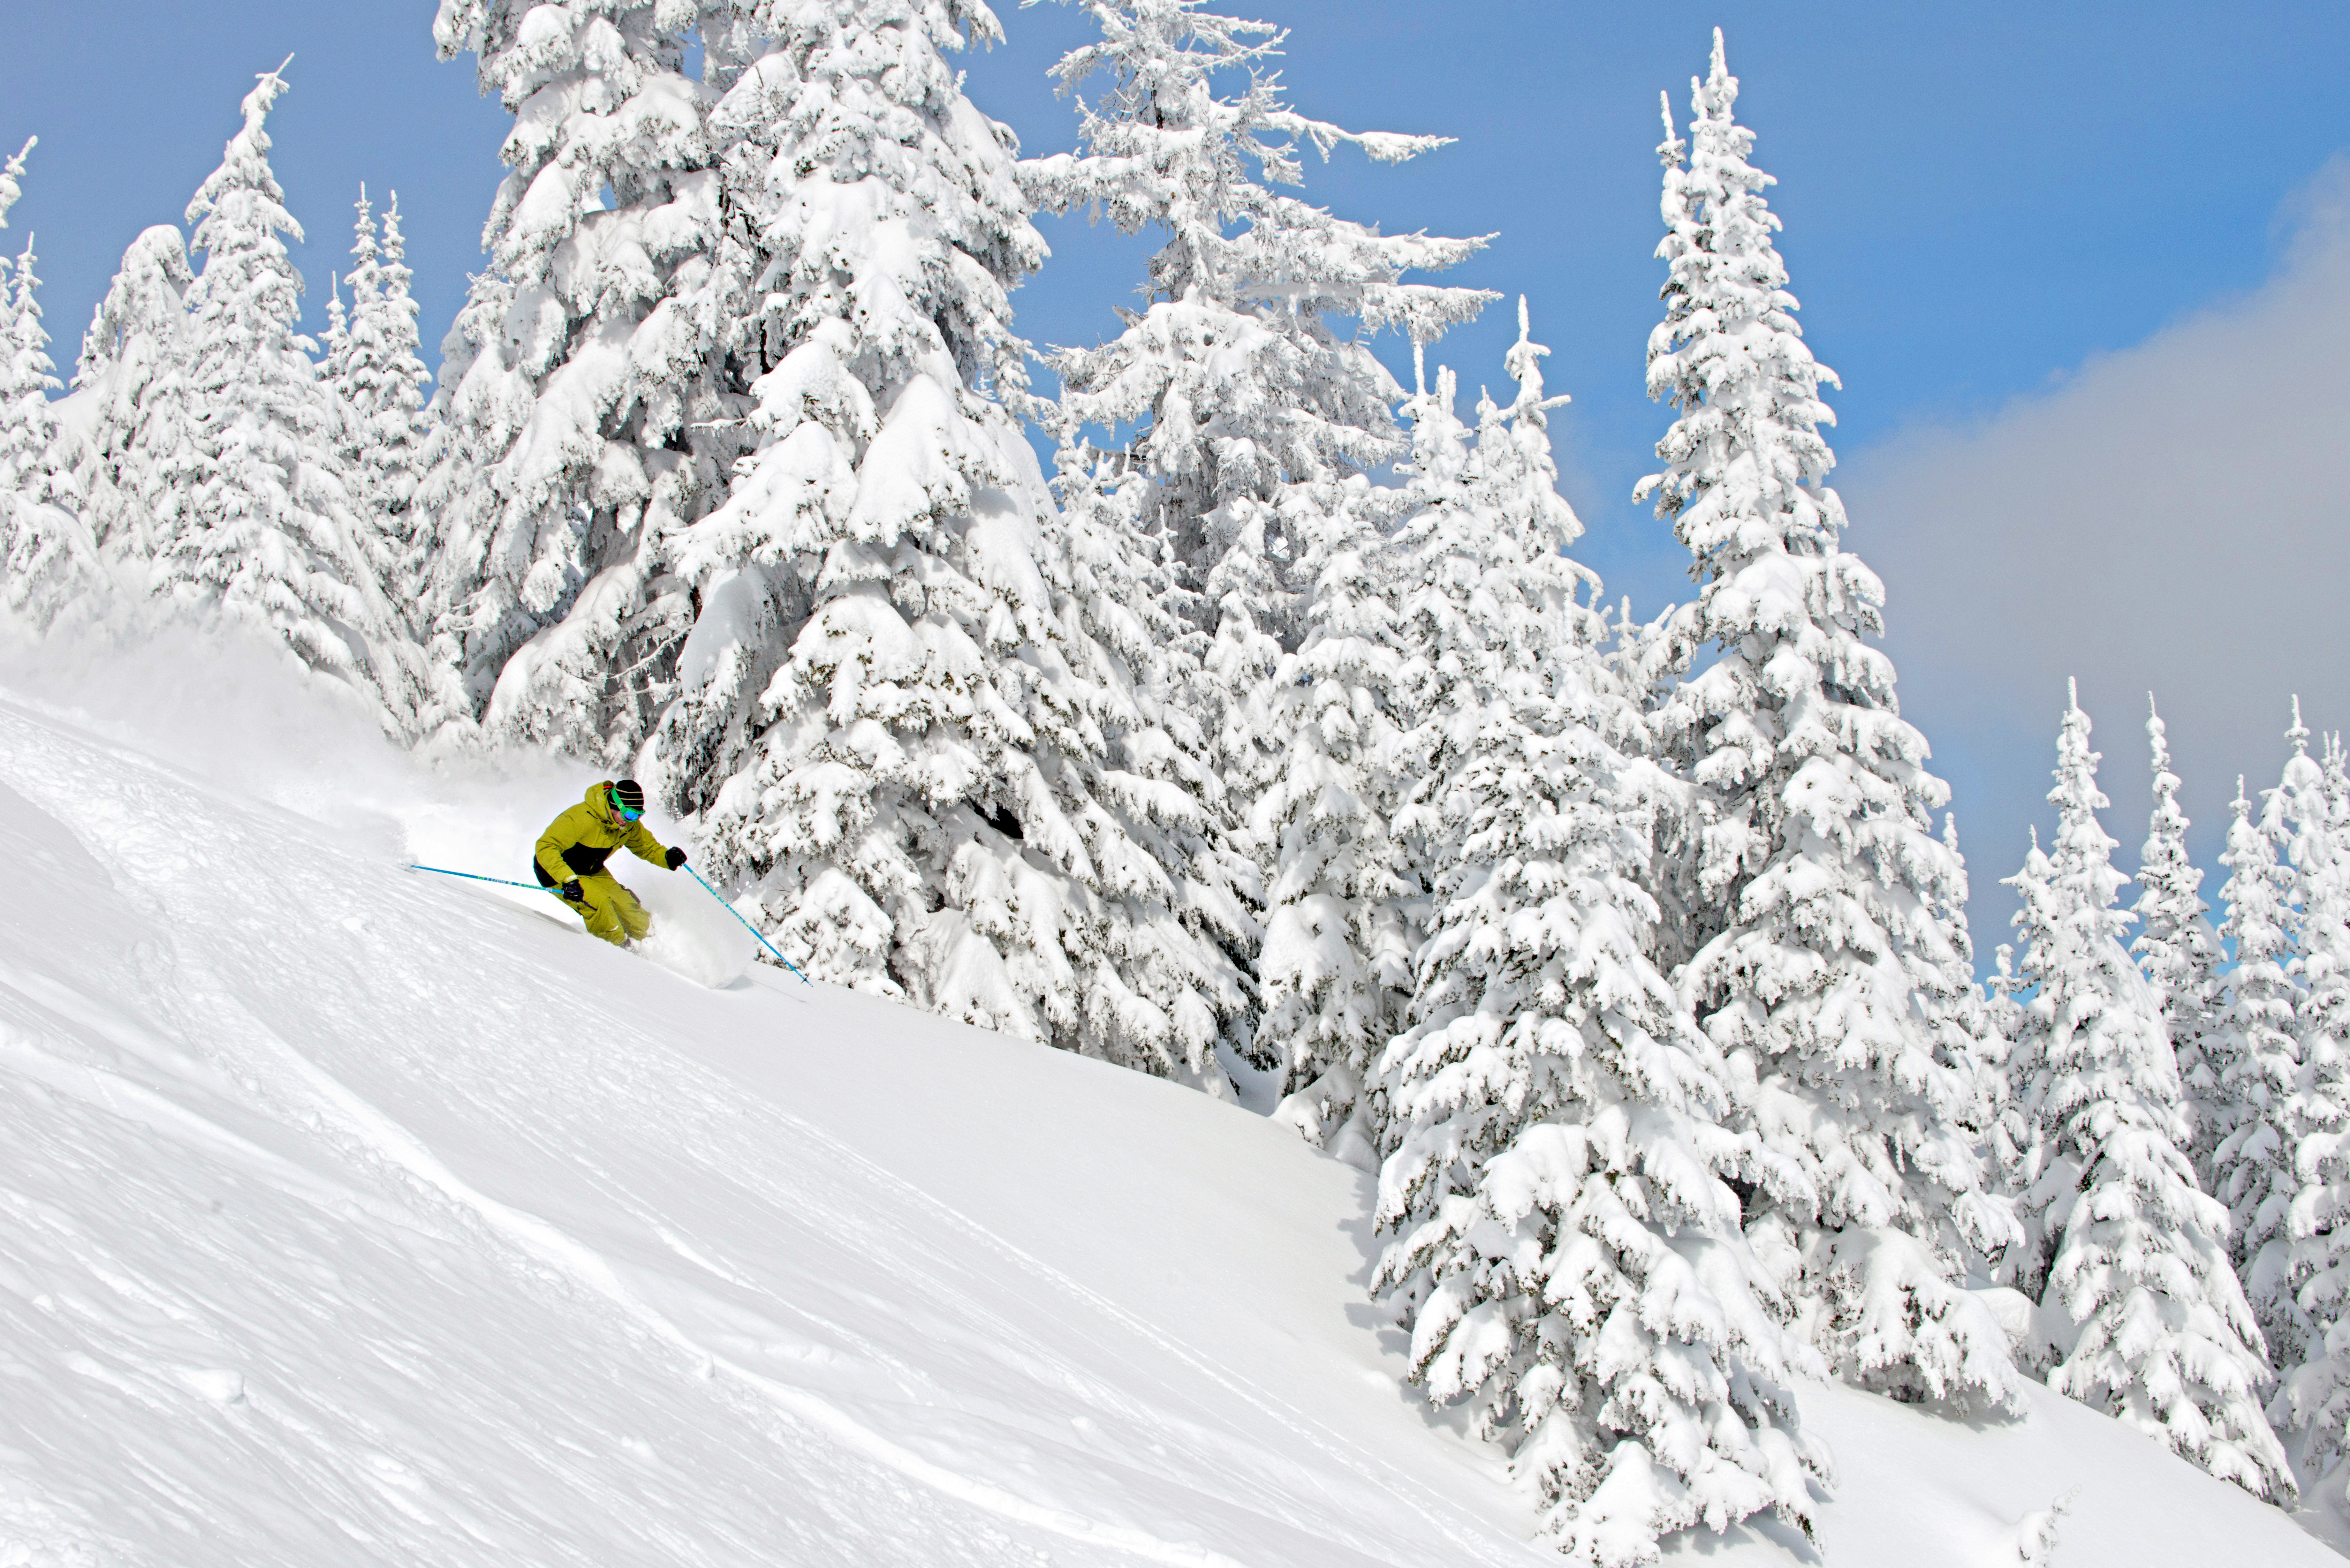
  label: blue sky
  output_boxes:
[6,1,2347,955]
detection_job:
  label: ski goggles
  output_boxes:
[607,792,644,822]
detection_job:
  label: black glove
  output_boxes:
[666,847,688,870]
[561,878,586,904]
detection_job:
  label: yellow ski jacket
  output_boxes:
[533,781,673,889]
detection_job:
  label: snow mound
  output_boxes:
[632,868,759,988]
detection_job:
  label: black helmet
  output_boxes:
[610,779,646,814]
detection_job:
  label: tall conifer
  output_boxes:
[2212,760,2307,1366]
[323,188,435,614]
[1374,308,1827,1564]
[2002,688,2289,1500]
[74,224,195,567]
[1634,32,2017,1406]
[428,0,733,755]
[647,0,1249,1079]
[2134,696,2226,1186]
[155,65,420,728]
[0,220,101,630]
[2263,712,2350,1495]
[1023,0,1493,986]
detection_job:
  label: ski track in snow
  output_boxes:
[0,695,1541,1567]
[232,1011,1259,1568]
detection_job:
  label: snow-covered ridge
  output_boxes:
[0,636,2335,1566]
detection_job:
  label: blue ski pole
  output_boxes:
[687,865,813,986]
[406,863,566,896]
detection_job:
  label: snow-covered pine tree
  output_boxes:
[0,142,88,626]
[412,266,519,735]
[1374,307,1827,1565]
[318,200,382,592]
[1990,827,2055,1190]
[1932,810,2013,1147]
[2001,686,2289,1500]
[71,223,195,566]
[2134,695,2228,1189]
[370,197,436,596]
[153,63,421,730]
[323,187,436,619]
[2264,706,2350,1495]
[2211,758,2309,1370]
[1255,461,1413,1137]
[1268,309,1576,1150]
[2274,729,2350,1500]
[1042,421,1262,1067]
[0,225,101,631]
[644,0,1249,1081]
[1633,31,2019,1407]
[1021,0,1494,901]
[428,0,732,758]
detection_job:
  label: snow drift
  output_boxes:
[0,631,2339,1566]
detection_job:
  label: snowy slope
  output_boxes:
[0,631,2339,1567]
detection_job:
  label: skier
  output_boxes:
[532,779,689,947]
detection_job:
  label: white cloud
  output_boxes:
[1841,157,2350,947]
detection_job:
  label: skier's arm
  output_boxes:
[623,819,671,868]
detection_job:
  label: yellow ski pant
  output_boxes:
[568,872,651,947]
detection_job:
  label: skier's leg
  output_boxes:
[575,874,632,946]
[609,881,652,943]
